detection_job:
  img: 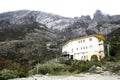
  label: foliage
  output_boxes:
[0,60,28,78]
[69,60,103,73]
[29,60,66,75]
[0,69,18,80]
[29,59,105,76]
[0,57,9,70]
[106,28,120,61]
[105,55,120,62]
[59,59,104,74]
[0,22,40,41]
[0,39,61,74]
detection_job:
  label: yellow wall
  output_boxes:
[86,52,105,61]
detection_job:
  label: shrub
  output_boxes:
[65,60,104,73]
[29,59,105,75]
[37,63,53,74]
[0,69,18,80]
[29,61,65,75]
[17,72,26,78]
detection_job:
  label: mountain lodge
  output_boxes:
[62,34,105,61]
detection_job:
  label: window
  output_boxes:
[89,38,92,41]
[86,46,88,49]
[99,51,103,53]
[83,47,85,49]
[76,48,78,50]
[81,56,83,59]
[83,40,85,42]
[71,49,73,53]
[84,56,85,58]
[89,45,92,49]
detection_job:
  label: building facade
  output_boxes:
[62,34,105,61]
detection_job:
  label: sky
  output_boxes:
[0,0,120,17]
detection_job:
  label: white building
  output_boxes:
[62,34,105,61]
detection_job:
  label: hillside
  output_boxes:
[0,10,120,76]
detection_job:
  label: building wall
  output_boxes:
[62,36,105,61]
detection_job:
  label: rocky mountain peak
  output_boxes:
[0,10,120,40]
[93,10,110,22]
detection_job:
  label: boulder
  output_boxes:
[88,65,103,73]
[96,67,103,73]
[102,62,120,71]
[101,71,112,76]
[88,65,96,72]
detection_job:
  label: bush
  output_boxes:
[29,59,105,75]
[5,61,28,77]
[17,72,26,78]
[29,61,65,75]
[64,60,104,73]
[37,63,53,74]
[0,69,18,80]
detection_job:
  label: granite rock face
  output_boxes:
[0,10,120,38]
[0,10,120,40]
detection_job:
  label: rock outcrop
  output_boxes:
[0,10,120,38]
[88,62,120,75]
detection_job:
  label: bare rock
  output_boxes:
[101,71,112,76]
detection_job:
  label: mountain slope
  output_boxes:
[0,10,120,71]
[1,10,120,39]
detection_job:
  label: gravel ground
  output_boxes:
[10,73,120,80]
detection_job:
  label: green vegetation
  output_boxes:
[29,59,105,75]
[0,39,61,78]
[0,69,18,80]
[0,22,40,41]
[60,60,104,74]
[0,22,119,79]
[29,60,65,75]
[105,28,120,61]
[0,69,26,80]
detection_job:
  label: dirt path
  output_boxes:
[10,73,120,80]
